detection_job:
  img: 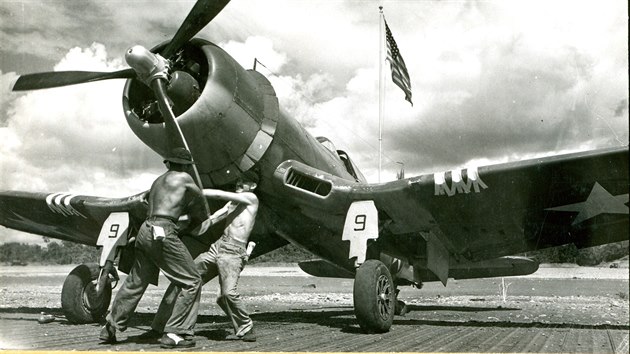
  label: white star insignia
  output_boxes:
[546,182,629,225]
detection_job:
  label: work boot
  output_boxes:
[240,328,256,342]
[226,327,256,342]
[160,333,196,348]
[98,322,116,343]
[235,320,253,337]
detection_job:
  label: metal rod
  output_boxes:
[378,6,385,183]
[151,79,209,213]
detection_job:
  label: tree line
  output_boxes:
[0,240,100,265]
[0,240,627,266]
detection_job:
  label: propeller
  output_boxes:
[12,69,136,91]
[11,0,231,202]
[161,0,231,59]
[150,63,210,212]
[11,0,231,92]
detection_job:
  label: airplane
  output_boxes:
[0,0,628,334]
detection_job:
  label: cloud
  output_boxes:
[209,0,628,182]
[1,0,628,243]
[1,43,163,196]
[217,1,628,183]
[0,70,18,121]
[1,43,164,243]
[221,36,288,73]
[366,0,629,179]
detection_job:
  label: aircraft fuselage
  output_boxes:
[122,39,359,268]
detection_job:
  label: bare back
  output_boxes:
[148,171,202,220]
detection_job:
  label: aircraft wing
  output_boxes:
[274,146,628,276]
[0,191,149,246]
[369,146,629,262]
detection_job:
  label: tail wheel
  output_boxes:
[61,263,112,324]
[353,260,395,333]
[395,299,408,316]
[394,287,408,316]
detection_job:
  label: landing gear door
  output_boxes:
[96,212,130,267]
[342,201,378,267]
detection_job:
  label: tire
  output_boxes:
[353,260,395,333]
[61,263,111,324]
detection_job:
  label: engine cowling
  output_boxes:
[122,39,278,187]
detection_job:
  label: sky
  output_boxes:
[0,0,628,244]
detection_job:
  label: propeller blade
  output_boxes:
[150,79,208,210]
[12,68,137,91]
[150,79,188,153]
[160,0,231,59]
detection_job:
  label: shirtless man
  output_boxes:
[144,178,259,342]
[99,147,205,349]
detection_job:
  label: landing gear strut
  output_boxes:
[352,260,395,333]
[62,211,128,324]
[61,263,111,323]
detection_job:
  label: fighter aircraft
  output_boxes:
[0,0,628,333]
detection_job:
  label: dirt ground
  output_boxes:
[0,263,628,352]
[0,262,628,324]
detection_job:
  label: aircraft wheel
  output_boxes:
[353,260,395,333]
[395,299,408,316]
[61,263,111,324]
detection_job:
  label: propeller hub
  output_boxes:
[125,45,169,85]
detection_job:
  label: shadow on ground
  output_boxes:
[1,306,628,333]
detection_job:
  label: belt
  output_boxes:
[221,234,247,247]
[147,215,178,223]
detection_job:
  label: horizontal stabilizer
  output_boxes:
[298,259,355,279]
[413,256,539,282]
[449,256,539,279]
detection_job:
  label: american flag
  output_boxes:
[384,19,412,106]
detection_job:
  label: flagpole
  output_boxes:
[378,6,385,183]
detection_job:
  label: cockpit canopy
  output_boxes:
[316,136,366,183]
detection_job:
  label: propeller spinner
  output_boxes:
[124,46,169,86]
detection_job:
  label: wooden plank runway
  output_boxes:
[0,265,628,352]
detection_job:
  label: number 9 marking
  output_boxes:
[109,224,120,238]
[354,214,366,231]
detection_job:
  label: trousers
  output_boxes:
[106,217,201,335]
[152,234,252,334]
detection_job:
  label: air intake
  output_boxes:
[285,168,332,197]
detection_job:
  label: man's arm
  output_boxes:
[209,202,231,223]
[184,178,209,210]
[189,201,233,236]
[177,173,211,234]
[190,189,258,236]
[201,188,258,205]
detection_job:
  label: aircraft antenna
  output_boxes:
[252,58,277,76]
